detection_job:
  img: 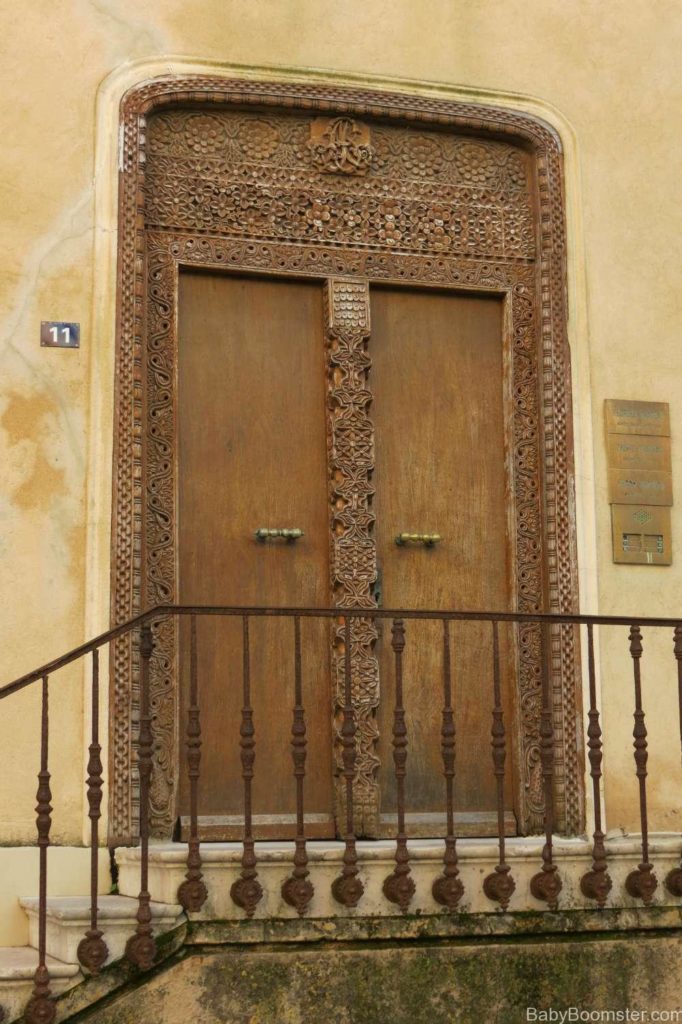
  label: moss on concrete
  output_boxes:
[66,927,682,1024]
[189,904,682,947]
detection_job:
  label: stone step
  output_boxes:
[19,896,184,968]
[0,946,81,1023]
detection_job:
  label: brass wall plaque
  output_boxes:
[606,434,671,472]
[605,399,670,437]
[606,399,672,563]
[608,468,673,506]
[611,505,672,565]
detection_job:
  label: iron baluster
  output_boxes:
[530,622,562,909]
[178,615,208,912]
[25,675,55,1024]
[624,626,658,904]
[230,616,263,917]
[580,622,612,906]
[332,616,364,908]
[125,625,157,969]
[383,619,416,912]
[6,598,682,1009]
[77,650,108,973]
[483,621,515,910]
[282,616,314,915]
[665,625,682,896]
[432,618,463,910]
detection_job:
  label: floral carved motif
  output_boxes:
[144,242,179,834]
[143,109,535,262]
[510,282,545,828]
[325,280,379,834]
[110,78,583,843]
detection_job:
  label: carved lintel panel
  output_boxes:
[143,108,535,262]
[324,279,379,836]
[110,78,584,844]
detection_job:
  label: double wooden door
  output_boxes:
[177,269,515,839]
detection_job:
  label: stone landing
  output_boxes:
[116,835,682,918]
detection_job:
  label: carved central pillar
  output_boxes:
[325,278,380,836]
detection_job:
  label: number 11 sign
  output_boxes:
[40,321,80,348]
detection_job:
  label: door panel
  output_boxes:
[177,271,334,837]
[370,287,516,834]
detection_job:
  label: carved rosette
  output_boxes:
[325,279,380,836]
[110,79,582,843]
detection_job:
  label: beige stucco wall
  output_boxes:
[1,0,681,927]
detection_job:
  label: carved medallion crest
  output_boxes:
[308,116,372,175]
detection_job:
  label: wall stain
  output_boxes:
[1,389,67,510]
[13,450,66,511]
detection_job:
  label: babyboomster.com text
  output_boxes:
[526,1010,682,1023]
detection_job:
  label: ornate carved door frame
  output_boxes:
[109,76,583,845]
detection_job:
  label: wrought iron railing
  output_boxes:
[2,605,682,1024]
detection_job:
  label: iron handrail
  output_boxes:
[4,600,682,1023]
[3,601,682,702]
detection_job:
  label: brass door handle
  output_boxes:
[395,532,441,547]
[255,528,304,542]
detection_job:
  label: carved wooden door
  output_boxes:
[176,268,515,839]
[177,270,335,839]
[113,91,584,847]
[371,286,516,837]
